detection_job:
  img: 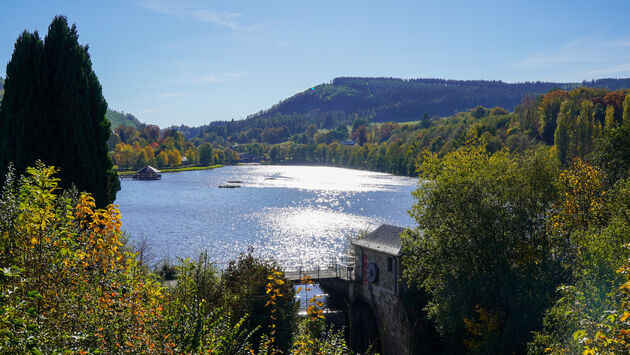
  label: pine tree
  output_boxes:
[0,16,119,207]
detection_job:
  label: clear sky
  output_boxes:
[2,0,630,127]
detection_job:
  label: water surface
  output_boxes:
[115,165,418,268]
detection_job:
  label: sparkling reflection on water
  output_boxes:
[115,165,418,268]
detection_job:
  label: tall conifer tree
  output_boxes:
[0,16,119,207]
[0,31,50,177]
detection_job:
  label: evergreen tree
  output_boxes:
[0,31,50,177]
[0,16,119,207]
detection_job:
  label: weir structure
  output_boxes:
[284,224,412,355]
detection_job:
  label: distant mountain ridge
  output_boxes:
[248,77,630,122]
[172,77,630,140]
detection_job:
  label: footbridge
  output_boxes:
[283,259,355,283]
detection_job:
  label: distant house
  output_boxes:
[133,165,161,180]
[341,140,355,146]
[352,224,410,354]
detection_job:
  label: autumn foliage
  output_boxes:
[0,164,265,353]
[0,163,354,353]
[0,163,168,352]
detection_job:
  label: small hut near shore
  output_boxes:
[133,165,162,180]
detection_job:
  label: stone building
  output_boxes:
[352,224,410,355]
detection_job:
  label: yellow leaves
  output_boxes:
[552,159,607,234]
[622,312,630,322]
[463,305,502,350]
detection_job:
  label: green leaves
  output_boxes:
[403,143,562,353]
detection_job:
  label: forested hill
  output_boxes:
[171,77,630,140]
[0,76,4,101]
[251,77,630,122]
[105,109,142,129]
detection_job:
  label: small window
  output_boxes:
[387,257,393,272]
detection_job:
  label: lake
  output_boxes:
[115,165,419,268]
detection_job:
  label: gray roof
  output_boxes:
[136,165,161,174]
[352,224,405,256]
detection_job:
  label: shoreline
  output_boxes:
[117,164,224,176]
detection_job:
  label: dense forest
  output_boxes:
[168,77,630,142]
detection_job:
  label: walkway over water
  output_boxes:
[284,260,355,283]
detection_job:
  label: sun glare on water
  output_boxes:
[116,165,417,267]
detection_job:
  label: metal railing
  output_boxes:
[283,258,355,282]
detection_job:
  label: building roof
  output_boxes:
[136,165,161,174]
[352,224,405,256]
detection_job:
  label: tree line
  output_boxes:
[109,125,239,170]
[146,86,630,180]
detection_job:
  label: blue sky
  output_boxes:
[2,0,630,127]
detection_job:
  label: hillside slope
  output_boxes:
[250,77,630,122]
[176,77,630,140]
[105,109,142,130]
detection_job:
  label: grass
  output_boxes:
[160,165,224,173]
[116,164,223,175]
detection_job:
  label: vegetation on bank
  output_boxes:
[401,116,630,353]
[110,126,239,170]
[0,163,351,354]
[109,85,630,179]
[117,164,224,175]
